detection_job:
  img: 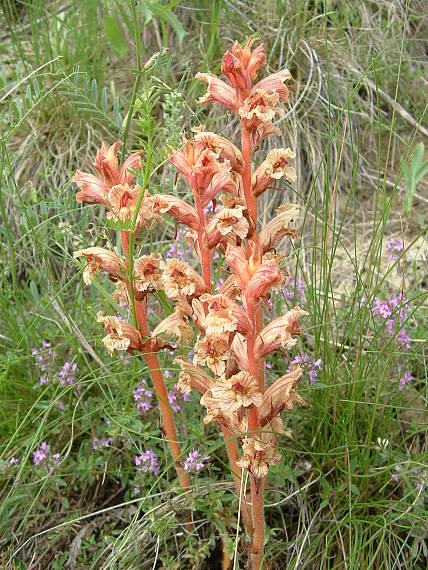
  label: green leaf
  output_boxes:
[414,161,428,182]
[411,142,424,172]
[30,281,39,303]
[83,73,88,95]
[33,78,40,98]
[91,79,98,104]
[101,87,108,113]
[104,15,128,56]
[60,496,70,509]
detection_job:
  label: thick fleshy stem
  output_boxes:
[121,232,191,496]
[192,191,254,535]
[242,125,267,566]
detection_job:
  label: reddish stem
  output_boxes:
[193,194,253,534]
[241,125,256,222]
[241,125,267,566]
[250,474,265,570]
[121,232,191,495]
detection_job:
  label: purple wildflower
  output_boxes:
[371,295,411,350]
[92,436,113,450]
[9,457,18,465]
[33,441,59,470]
[119,351,130,366]
[133,379,153,413]
[283,276,304,300]
[58,361,77,385]
[386,238,405,262]
[399,372,414,391]
[32,341,54,384]
[183,449,210,472]
[289,353,322,385]
[134,449,159,475]
[33,441,49,465]
[167,383,189,412]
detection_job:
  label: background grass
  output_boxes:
[0,1,427,568]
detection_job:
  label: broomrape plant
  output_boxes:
[72,38,306,569]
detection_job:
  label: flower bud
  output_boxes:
[221,39,266,89]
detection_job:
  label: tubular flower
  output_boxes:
[169,137,235,205]
[193,131,245,173]
[73,141,142,205]
[225,244,252,289]
[238,89,283,131]
[160,258,206,299]
[219,274,240,301]
[206,204,249,245]
[251,148,296,197]
[200,293,250,336]
[73,247,124,285]
[97,312,142,354]
[254,307,308,358]
[134,254,163,293]
[210,371,262,412]
[199,294,238,336]
[237,436,281,479]
[72,171,109,205]
[245,259,283,305]
[253,69,292,102]
[107,184,154,225]
[152,307,193,347]
[251,122,282,150]
[259,203,300,252]
[200,392,240,429]
[195,73,238,111]
[221,38,265,89]
[231,333,250,372]
[258,367,306,425]
[112,280,128,305]
[94,141,142,186]
[193,335,231,376]
[174,357,214,395]
[203,164,241,206]
[152,194,200,230]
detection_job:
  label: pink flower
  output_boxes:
[195,73,238,111]
[221,39,265,89]
[73,247,125,285]
[73,141,142,205]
